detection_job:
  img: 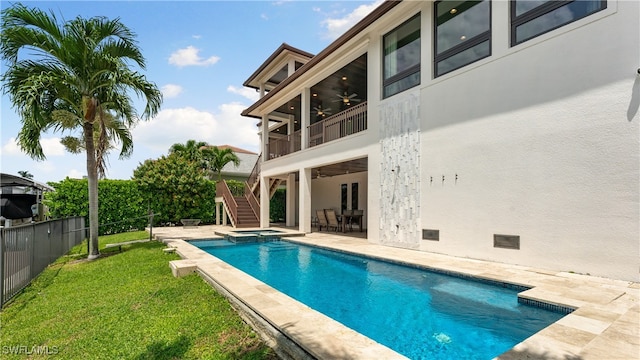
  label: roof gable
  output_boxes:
[243,43,314,90]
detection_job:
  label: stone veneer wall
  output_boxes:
[378,93,421,248]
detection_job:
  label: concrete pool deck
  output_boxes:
[152,225,639,360]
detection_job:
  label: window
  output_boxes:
[511,0,606,46]
[351,183,359,210]
[383,14,421,98]
[341,184,348,213]
[434,0,491,77]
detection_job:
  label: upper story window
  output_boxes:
[383,14,421,98]
[434,0,491,78]
[511,0,606,46]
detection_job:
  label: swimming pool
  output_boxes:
[191,239,566,359]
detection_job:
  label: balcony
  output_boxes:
[308,101,367,148]
[268,131,301,159]
[267,101,367,160]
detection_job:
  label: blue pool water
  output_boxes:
[191,239,566,360]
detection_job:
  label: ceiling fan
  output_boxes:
[333,90,361,105]
[316,169,328,178]
[313,104,332,117]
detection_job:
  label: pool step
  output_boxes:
[263,242,298,251]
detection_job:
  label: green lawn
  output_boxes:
[0,231,277,359]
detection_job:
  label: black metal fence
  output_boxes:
[0,217,86,309]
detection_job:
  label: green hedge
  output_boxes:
[45,175,286,234]
[45,178,147,235]
[133,156,217,225]
[270,188,285,222]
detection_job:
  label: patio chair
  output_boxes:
[349,209,363,232]
[324,209,341,232]
[316,210,329,231]
[342,210,353,231]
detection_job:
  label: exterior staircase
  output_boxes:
[216,153,281,228]
[233,196,260,228]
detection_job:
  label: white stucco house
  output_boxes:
[231,0,638,281]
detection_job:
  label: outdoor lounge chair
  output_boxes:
[324,209,341,232]
[316,210,329,231]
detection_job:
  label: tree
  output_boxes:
[133,154,216,224]
[203,146,241,180]
[1,4,162,259]
[17,170,33,179]
[58,110,133,178]
[168,139,208,168]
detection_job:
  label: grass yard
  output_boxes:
[0,231,277,359]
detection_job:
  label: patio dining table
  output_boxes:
[340,211,363,233]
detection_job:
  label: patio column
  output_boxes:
[299,167,312,233]
[260,175,270,228]
[261,114,269,160]
[222,204,227,226]
[286,173,296,227]
[300,87,310,150]
[288,114,295,154]
[215,202,221,225]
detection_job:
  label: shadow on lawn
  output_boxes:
[135,335,191,360]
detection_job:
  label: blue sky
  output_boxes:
[1,0,381,183]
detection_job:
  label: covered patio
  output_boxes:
[260,157,368,235]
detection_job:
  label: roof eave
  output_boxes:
[241,0,402,118]
[242,43,315,88]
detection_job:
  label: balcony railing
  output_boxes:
[268,130,301,159]
[265,101,367,161]
[308,101,367,148]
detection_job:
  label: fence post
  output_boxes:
[149,212,153,242]
[0,227,5,309]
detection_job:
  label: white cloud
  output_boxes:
[65,169,84,179]
[0,137,64,157]
[161,84,183,99]
[227,85,260,102]
[1,137,22,155]
[131,105,259,155]
[321,0,383,40]
[40,137,65,156]
[192,34,202,39]
[168,46,220,67]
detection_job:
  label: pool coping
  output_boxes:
[154,225,639,360]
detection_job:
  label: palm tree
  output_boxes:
[17,170,33,179]
[1,4,162,259]
[203,146,241,181]
[58,110,133,178]
[168,140,208,166]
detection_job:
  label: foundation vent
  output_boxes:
[494,234,520,249]
[422,229,439,241]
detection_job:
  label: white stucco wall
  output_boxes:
[413,0,639,280]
